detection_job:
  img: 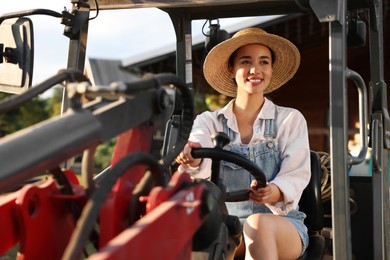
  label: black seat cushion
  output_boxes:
[299,151,325,234]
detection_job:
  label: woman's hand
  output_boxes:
[248,180,283,204]
[176,141,202,168]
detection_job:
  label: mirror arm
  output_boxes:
[0,9,62,25]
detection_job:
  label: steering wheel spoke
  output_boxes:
[191,145,266,202]
[225,189,252,202]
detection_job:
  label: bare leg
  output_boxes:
[243,213,302,260]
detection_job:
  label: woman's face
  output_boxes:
[229,44,273,96]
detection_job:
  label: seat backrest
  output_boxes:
[299,150,324,234]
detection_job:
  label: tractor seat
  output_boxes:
[299,150,325,259]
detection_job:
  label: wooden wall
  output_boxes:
[257,8,389,152]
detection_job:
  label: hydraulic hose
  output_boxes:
[62,152,163,260]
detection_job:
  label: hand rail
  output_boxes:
[346,68,368,165]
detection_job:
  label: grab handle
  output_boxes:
[346,68,368,165]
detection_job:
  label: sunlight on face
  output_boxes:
[229,44,273,96]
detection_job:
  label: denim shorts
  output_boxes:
[284,213,309,256]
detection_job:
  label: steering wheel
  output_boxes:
[191,132,266,202]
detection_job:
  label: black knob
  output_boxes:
[211,132,230,149]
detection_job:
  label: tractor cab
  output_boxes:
[0,0,389,259]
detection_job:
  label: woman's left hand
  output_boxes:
[248,180,283,204]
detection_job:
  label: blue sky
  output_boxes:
[2,1,278,92]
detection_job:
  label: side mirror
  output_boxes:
[0,17,34,94]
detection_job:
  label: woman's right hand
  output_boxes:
[176,141,202,167]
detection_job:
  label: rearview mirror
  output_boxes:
[0,17,34,94]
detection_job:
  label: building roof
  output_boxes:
[85,58,139,86]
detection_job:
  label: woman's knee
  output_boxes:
[244,214,275,230]
[243,214,276,239]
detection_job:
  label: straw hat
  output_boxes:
[203,27,300,97]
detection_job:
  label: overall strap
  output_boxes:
[222,116,235,141]
[264,109,277,140]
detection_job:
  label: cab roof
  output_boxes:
[90,0,311,19]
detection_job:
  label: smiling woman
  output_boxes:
[176,27,310,260]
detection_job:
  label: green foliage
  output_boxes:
[0,92,50,136]
[45,86,64,117]
[205,94,230,111]
[94,138,117,170]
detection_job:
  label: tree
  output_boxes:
[45,86,63,117]
[94,138,116,170]
[0,92,50,136]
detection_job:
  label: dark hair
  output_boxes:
[228,45,276,68]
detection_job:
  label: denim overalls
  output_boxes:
[219,115,309,253]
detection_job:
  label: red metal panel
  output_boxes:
[0,193,20,254]
[90,172,207,259]
[99,124,154,247]
[0,172,85,259]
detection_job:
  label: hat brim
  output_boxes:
[203,28,300,97]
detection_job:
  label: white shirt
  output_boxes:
[180,97,311,214]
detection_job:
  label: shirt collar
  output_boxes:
[258,98,276,119]
[217,97,276,120]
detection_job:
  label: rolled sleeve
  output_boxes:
[178,112,219,179]
[267,110,311,214]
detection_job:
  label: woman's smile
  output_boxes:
[247,76,263,84]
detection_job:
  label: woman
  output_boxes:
[176,28,310,260]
